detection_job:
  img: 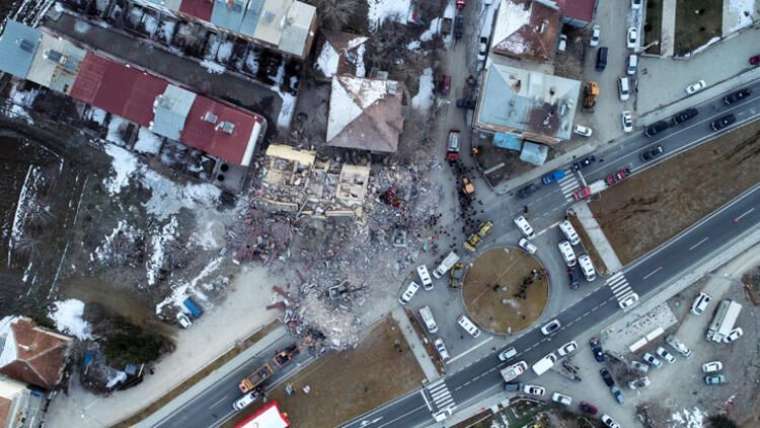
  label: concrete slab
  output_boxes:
[571,202,623,273]
[390,307,440,382]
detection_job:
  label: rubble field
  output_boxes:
[589,120,760,265]
[234,317,425,428]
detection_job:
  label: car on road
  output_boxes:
[399,281,420,304]
[602,414,622,428]
[672,107,699,125]
[590,337,605,362]
[606,167,631,185]
[621,110,633,133]
[619,292,639,310]
[618,76,631,101]
[590,24,601,47]
[640,144,664,162]
[434,338,451,361]
[631,360,649,373]
[498,347,518,361]
[643,352,662,368]
[552,392,572,406]
[644,120,669,137]
[516,183,539,199]
[611,385,624,404]
[557,341,578,357]
[433,407,453,422]
[518,237,538,254]
[457,314,481,337]
[541,169,566,184]
[628,376,651,390]
[558,240,577,267]
[572,186,591,201]
[541,319,561,335]
[477,37,488,62]
[417,265,433,290]
[578,254,596,282]
[600,368,615,387]
[233,391,258,410]
[504,382,521,392]
[437,74,451,96]
[522,384,546,397]
[626,27,638,49]
[579,401,598,415]
[567,266,580,289]
[656,346,676,364]
[685,79,707,95]
[750,54,760,65]
[573,124,593,137]
[723,88,751,105]
[514,215,536,239]
[627,54,638,75]
[691,292,712,315]
[557,34,567,52]
[724,327,743,343]
[702,361,723,373]
[711,114,736,131]
[572,155,596,171]
[446,129,461,161]
[705,374,727,385]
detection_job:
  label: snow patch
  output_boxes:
[106,116,128,145]
[669,407,706,428]
[725,0,756,33]
[50,299,93,340]
[146,216,178,286]
[217,40,234,63]
[368,0,412,30]
[104,144,139,194]
[317,42,339,77]
[411,67,434,110]
[200,59,226,74]
[106,371,127,389]
[133,127,163,155]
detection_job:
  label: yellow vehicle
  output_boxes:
[463,220,494,252]
[449,262,465,288]
[462,177,475,195]
[478,220,494,238]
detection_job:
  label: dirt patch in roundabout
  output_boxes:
[462,247,548,335]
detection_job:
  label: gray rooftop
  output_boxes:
[0,21,42,79]
[150,85,196,140]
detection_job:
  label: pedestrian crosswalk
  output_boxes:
[558,169,581,202]
[422,379,455,415]
[606,271,636,308]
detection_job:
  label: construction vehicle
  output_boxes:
[449,262,465,288]
[706,300,742,343]
[239,363,274,393]
[272,344,299,368]
[583,81,599,111]
[463,220,494,252]
[462,177,475,195]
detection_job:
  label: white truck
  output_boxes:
[531,353,557,376]
[433,251,460,279]
[500,361,528,382]
[706,299,742,343]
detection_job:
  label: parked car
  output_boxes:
[626,27,638,49]
[750,54,760,65]
[417,265,433,291]
[665,334,693,358]
[559,220,581,245]
[579,401,598,415]
[558,240,577,267]
[457,314,481,337]
[711,114,736,131]
[572,155,596,171]
[606,167,631,185]
[578,254,596,282]
[631,360,649,373]
[723,88,751,105]
[618,76,631,101]
[590,24,601,47]
[621,110,633,132]
[552,392,572,406]
[477,37,488,62]
[691,292,712,315]
[724,327,743,343]
[557,341,578,357]
[504,382,521,392]
[233,392,258,410]
[643,352,662,368]
[705,374,727,385]
[640,144,664,162]
[434,338,451,361]
[514,215,536,239]
[600,368,615,387]
[176,312,192,328]
[399,281,420,304]
[611,385,624,404]
[446,129,461,161]
[541,169,566,184]
[627,54,638,75]
[672,107,699,125]
[573,124,593,137]
[656,346,676,363]
[498,347,518,362]
[628,376,651,390]
[522,384,546,397]
[685,79,706,95]
[518,237,538,254]
[702,361,723,373]
[644,120,669,137]
[541,319,562,335]
[557,34,567,52]
[516,183,539,199]
[590,337,605,362]
[596,47,608,71]
[602,414,622,428]
[567,266,580,289]
[619,292,639,310]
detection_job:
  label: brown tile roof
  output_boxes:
[492,0,561,62]
[0,396,10,427]
[0,318,72,390]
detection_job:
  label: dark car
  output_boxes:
[504,382,521,392]
[600,368,615,387]
[723,88,751,105]
[579,401,598,415]
[567,266,580,289]
[611,385,625,404]
[671,107,698,125]
[644,120,669,137]
[590,337,605,362]
[437,75,451,97]
[711,114,736,131]
[572,155,596,171]
[454,16,464,40]
[516,183,539,199]
[750,55,760,66]
[596,47,608,71]
[640,144,664,162]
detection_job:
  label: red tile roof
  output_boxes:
[182,95,264,166]
[0,318,72,390]
[179,0,214,22]
[555,0,595,23]
[70,52,168,126]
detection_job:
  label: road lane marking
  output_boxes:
[688,237,709,251]
[733,207,755,223]
[643,266,663,280]
[210,396,230,408]
[448,336,494,363]
[420,390,433,411]
[376,404,427,428]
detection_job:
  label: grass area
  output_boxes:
[237,316,424,428]
[113,320,280,427]
[589,119,760,265]
[644,0,663,55]
[568,213,609,276]
[462,247,548,334]
[674,0,723,56]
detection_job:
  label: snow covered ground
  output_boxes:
[723,0,758,35]
[411,67,435,110]
[50,299,93,340]
[368,0,412,30]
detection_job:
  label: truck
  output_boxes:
[583,81,599,111]
[272,344,299,368]
[572,179,608,201]
[541,169,566,185]
[706,299,742,343]
[532,353,557,376]
[239,363,274,393]
[449,262,465,288]
[463,220,494,252]
[433,251,460,279]
[182,297,204,319]
[500,361,528,382]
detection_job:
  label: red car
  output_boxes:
[579,401,598,415]
[605,167,631,185]
[750,55,760,66]
[437,74,451,96]
[572,186,591,201]
[456,0,466,10]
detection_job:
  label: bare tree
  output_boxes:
[309,0,363,31]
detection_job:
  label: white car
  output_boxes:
[558,240,577,267]
[478,37,488,62]
[619,292,639,310]
[433,407,453,422]
[559,220,580,246]
[434,338,451,361]
[628,376,650,390]
[498,347,518,361]
[691,292,711,315]
[557,341,577,357]
[552,392,572,405]
[578,254,596,282]
[627,54,638,75]
[724,327,743,343]
[457,314,481,337]
[656,346,676,364]
[626,27,638,49]
[573,124,593,137]
[398,281,420,304]
[602,414,621,428]
[518,238,537,254]
[631,0,642,9]
[618,76,631,101]
[685,80,706,95]
[631,360,649,373]
[233,392,258,410]
[176,312,192,328]
[590,24,601,47]
[643,352,662,368]
[558,34,567,52]
[702,361,723,373]
[522,384,546,397]
[541,319,561,335]
[621,110,633,133]
[417,265,433,291]
[513,215,536,239]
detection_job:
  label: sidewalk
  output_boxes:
[660,0,676,57]
[572,202,623,273]
[390,307,440,382]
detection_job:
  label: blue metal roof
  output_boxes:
[210,0,247,35]
[492,132,522,151]
[479,67,530,132]
[0,21,42,79]
[520,142,549,166]
[238,0,264,38]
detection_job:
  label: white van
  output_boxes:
[532,352,557,376]
[558,241,577,267]
[618,76,630,101]
[457,314,481,337]
[514,215,536,239]
[417,265,433,290]
[627,54,638,76]
[418,306,438,334]
[558,220,580,246]
[578,254,596,281]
